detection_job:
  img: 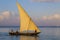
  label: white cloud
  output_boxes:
[2,11,10,19]
[41,16,48,20]
[0,11,18,20]
[41,14,60,20]
[0,11,60,26]
[0,15,4,21]
[37,14,60,26]
[0,11,19,26]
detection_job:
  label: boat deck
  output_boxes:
[9,32,40,36]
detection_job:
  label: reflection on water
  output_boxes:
[9,35,39,40]
[20,35,39,40]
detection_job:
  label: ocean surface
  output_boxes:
[0,27,60,40]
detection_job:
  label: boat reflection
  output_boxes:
[20,35,39,40]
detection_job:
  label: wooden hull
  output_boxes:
[9,32,40,36]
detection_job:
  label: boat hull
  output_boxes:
[9,32,40,36]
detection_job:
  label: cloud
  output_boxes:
[0,11,60,26]
[30,0,60,2]
[41,14,60,20]
[37,14,60,26]
[0,11,19,26]
[0,15,4,21]
[0,11,12,21]
[2,11,10,19]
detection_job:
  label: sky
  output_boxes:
[0,0,60,26]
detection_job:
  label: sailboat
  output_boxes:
[9,1,41,35]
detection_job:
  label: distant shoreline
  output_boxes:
[0,26,60,28]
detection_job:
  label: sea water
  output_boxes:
[0,27,60,40]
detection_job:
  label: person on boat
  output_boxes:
[10,29,14,33]
[16,30,19,34]
[35,30,37,33]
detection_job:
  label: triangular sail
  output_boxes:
[16,2,41,33]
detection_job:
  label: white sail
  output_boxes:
[16,2,41,33]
